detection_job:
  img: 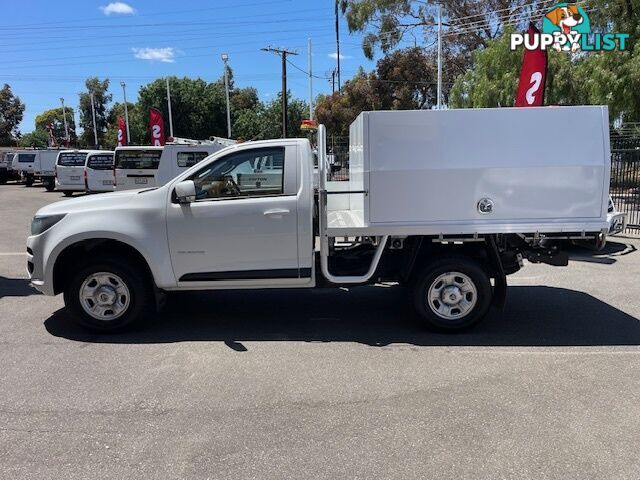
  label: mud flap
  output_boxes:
[486,236,507,310]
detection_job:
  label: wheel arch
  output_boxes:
[52,238,155,295]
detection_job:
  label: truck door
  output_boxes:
[166,144,309,287]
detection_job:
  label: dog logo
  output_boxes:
[542,3,590,51]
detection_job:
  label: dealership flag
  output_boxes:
[515,23,547,107]
[149,108,165,146]
[117,116,127,147]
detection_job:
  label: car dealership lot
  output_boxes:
[1,183,640,479]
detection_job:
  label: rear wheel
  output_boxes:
[44,180,55,191]
[412,256,492,332]
[63,257,153,332]
[25,175,34,187]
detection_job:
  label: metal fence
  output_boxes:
[610,136,640,234]
[324,133,640,234]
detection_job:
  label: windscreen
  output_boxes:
[87,154,114,170]
[115,150,162,170]
[7,153,14,162]
[18,154,36,163]
[58,152,87,167]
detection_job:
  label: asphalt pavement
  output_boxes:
[1,182,640,479]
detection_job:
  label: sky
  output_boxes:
[2,0,387,133]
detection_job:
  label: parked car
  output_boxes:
[0,151,19,183]
[114,137,234,191]
[84,151,115,193]
[55,150,110,196]
[27,107,613,333]
[10,149,59,189]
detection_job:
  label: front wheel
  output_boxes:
[412,257,493,332]
[44,180,55,192]
[25,175,34,187]
[63,257,153,332]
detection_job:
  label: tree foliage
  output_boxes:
[315,47,441,135]
[78,77,112,147]
[34,107,77,145]
[18,129,48,148]
[0,84,26,145]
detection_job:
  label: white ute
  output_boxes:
[27,107,612,333]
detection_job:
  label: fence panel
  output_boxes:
[610,137,640,234]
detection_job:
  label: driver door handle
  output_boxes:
[263,208,290,218]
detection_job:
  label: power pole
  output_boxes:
[120,81,131,143]
[335,0,341,91]
[60,97,69,147]
[166,77,174,139]
[221,53,232,138]
[308,38,313,120]
[90,92,98,147]
[261,46,298,138]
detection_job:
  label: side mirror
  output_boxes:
[174,180,196,203]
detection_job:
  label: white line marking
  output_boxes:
[0,253,26,256]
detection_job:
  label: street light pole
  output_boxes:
[90,92,98,147]
[120,81,131,143]
[222,53,232,138]
[308,38,313,119]
[60,97,69,146]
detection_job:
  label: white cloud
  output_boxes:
[132,47,175,63]
[100,2,136,15]
[328,52,352,60]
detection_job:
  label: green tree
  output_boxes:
[341,0,536,60]
[78,77,112,147]
[0,84,25,145]
[34,107,77,146]
[18,129,48,148]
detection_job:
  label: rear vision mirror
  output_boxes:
[174,180,196,204]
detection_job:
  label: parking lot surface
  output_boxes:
[1,183,640,479]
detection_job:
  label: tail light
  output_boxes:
[54,165,57,179]
[84,169,88,190]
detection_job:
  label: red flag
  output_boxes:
[515,23,547,107]
[149,108,165,146]
[117,116,127,147]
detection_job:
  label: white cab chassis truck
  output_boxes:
[27,107,611,333]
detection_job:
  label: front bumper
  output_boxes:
[26,235,54,296]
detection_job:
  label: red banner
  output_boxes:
[117,116,127,147]
[149,108,165,146]
[515,23,547,107]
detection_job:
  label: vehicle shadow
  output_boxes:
[0,276,41,298]
[44,285,640,348]
[567,240,637,265]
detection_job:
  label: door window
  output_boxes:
[189,147,285,200]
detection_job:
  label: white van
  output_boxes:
[84,151,115,193]
[55,150,93,196]
[13,151,37,185]
[114,138,234,191]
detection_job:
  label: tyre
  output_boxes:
[63,191,73,197]
[0,172,7,184]
[412,256,492,332]
[45,182,55,192]
[63,257,153,332]
[25,175,34,187]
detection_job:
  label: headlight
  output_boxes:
[31,214,66,235]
